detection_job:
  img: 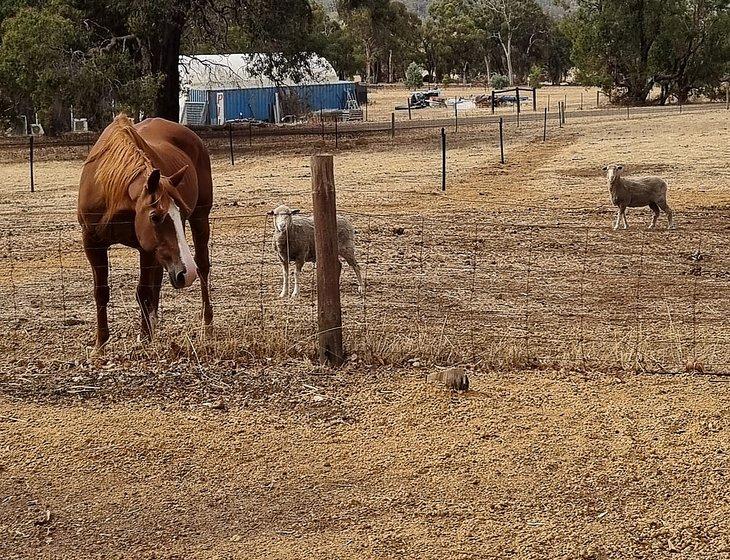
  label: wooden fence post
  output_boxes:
[228,123,234,165]
[29,135,35,193]
[532,87,537,111]
[499,117,505,164]
[311,154,344,366]
[407,97,412,120]
[596,90,599,108]
[454,98,458,132]
[516,87,521,113]
[441,127,446,191]
[543,107,547,142]
[491,90,495,114]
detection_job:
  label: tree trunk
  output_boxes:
[462,62,468,85]
[388,50,393,83]
[484,55,491,83]
[364,44,372,83]
[150,21,183,121]
[503,36,514,85]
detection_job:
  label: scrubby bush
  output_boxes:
[490,73,509,90]
[405,62,424,89]
[528,65,543,88]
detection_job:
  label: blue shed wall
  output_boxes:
[206,82,354,124]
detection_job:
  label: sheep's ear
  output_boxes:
[266,210,274,216]
[291,209,300,215]
[602,166,608,171]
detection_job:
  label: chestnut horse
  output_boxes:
[78,115,213,347]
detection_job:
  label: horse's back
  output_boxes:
[135,118,213,213]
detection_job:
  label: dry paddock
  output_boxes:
[1,99,730,559]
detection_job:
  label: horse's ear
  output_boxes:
[147,169,161,194]
[168,165,189,188]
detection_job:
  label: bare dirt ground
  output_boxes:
[1,99,730,559]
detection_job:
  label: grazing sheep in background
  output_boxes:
[268,204,363,298]
[603,164,675,230]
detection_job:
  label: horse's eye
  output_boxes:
[150,211,164,225]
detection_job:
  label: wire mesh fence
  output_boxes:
[2,208,729,374]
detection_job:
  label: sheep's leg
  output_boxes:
[621,206,629,229]
[648,202,660,229]
[292,261,304,297]
[279,261,289,298]
[342,249,364,294]
[659,200,675,229]
[613,208,622,230]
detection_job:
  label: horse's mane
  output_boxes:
[85,114,154,223]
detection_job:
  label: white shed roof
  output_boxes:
[179,53,341,91]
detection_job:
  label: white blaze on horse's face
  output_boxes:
[168,202,198,288]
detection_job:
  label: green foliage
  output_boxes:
[405,61,424,88]
[0,0,317,130]
[491,73,510,89]
[568,0,729,104]
[528,65,543,88]
[338,0,422,82]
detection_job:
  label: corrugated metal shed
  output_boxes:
[201,82,355,124]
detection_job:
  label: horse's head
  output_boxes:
[134,166,198,289]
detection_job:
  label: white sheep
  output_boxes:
[268,204,363,298]
[603,164,675,230]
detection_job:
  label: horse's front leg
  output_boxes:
[83,234,110,348]
[137,250,162,341]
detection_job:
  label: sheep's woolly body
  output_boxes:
[270,204,363,297]
[605,165,675,230]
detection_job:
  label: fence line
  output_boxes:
[1,210,729,374]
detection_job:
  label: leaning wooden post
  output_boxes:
[311,155,344,366]
[532,87,537,111]
[543,107,547,142]
[491,90,495,114]
[596,90,599,108]
[390,112,395,139]
[516,87,521,113]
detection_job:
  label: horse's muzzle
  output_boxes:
[168,266,198,289]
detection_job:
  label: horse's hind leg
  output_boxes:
[648,202,660,229]
[189,214,213,325]
[137,250,162,341]
[83,233,110,348]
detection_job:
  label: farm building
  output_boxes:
[179,54,360,125]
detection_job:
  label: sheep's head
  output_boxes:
[267,204,300,233]
[603,164,624,185]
